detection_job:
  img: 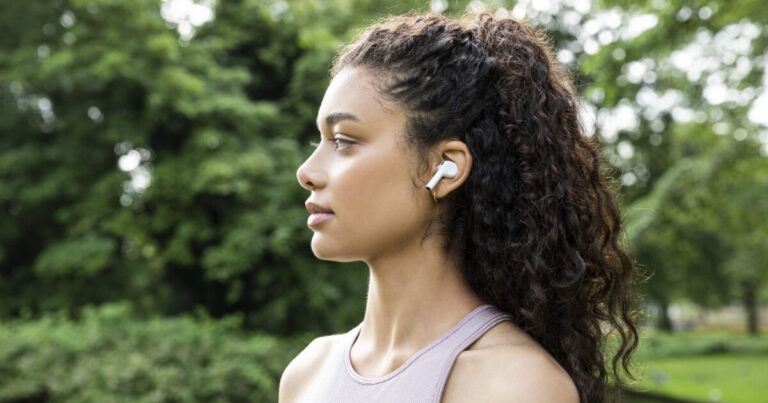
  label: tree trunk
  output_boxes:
[743,281,759,336]
[657,300,673,332]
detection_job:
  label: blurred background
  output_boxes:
[0,0,766,402]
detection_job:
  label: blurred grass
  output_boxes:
[634,329,768,359]
[624,328,768,403]
[633,355,768,403]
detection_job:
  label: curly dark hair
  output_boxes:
[330,11,640,403]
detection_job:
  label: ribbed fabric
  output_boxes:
[310,304,514,403]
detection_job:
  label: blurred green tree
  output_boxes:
[582,0,768,332]
[0,0,372,334]
[625,128,767,333]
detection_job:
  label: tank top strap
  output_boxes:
[430,306,514,403]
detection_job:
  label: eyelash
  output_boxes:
[309,138,352,151]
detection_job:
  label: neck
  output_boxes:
[357,239,484,359]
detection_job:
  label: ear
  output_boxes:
[427,140,472,200]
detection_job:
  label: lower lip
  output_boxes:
[308,213,334,226]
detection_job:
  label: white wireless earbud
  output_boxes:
[425,160,458,191]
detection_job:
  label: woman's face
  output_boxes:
[296,67,433,262]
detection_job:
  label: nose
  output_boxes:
[296,154,325,191]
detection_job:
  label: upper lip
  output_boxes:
[305,201,334,214]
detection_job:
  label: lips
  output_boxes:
[307,212,333,226]
[305,201,334,227]
[305,201,334,214]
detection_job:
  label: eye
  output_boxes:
[333,138,352,151]
[309,138,352,151]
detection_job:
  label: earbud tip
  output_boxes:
[443,161,458,177]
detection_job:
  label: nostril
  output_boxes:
[298,165,325,190]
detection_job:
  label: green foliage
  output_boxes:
[34,233,117,276]
[0,0,378,334]
[0,302,311,403]
[625,132,768,312]
[580,0,768,326]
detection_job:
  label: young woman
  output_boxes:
[283,12,639,403]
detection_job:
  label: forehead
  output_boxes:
[316,67,404,130]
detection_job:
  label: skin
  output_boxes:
[288,66,579,402]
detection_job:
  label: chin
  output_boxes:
[310,238,341,260]
[310,238,362,262]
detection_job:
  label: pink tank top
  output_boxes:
[310,304,514,402]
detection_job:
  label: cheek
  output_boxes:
[336,154,414,217]
[334,155,426,240]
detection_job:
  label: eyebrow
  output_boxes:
[317,112,361,131]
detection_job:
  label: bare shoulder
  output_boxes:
[478,345,580,403]
[279,334,340,403]
[442,322,580,403]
